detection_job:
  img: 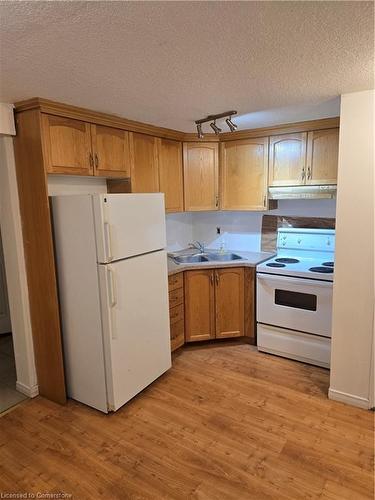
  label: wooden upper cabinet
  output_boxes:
[215,268,244,339]
[184,269,215,342]
[131,133,159,193]
[269,132,307,186]
[91,125,131,178]
[183,143,219,211]
[306,128,339,185]
[158,139,184,212]
[41,114,93,175]
[220,137,269,210]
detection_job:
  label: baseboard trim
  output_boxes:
[328,388,370,409]
[16,381,39,398]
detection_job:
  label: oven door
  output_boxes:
[256,273,332,337]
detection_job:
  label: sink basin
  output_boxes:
[205,253,244,261]
[171,252,245,265]
[173,254,209,264]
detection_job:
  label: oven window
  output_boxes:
[274,289,317,311]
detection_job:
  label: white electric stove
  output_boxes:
[256,227,335,368]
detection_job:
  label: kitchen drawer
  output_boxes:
[170,319,184,352]
[168,273,183,292]
[169,304,184,325]
[169,287,184,308]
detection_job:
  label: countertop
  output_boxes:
[167,248,275,276]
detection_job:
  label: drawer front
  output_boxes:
[169,287,184,308]
[170,319,184,352]
[169,304,184,325]
[168,273,183,292]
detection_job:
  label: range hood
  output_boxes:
[268,185,337,200]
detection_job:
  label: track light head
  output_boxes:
[196,123,204,139]
[210,121,222,135]
[225,117,238,132]
[195,110,237,137]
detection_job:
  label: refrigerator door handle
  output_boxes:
[107,267,117,340]
[104,222,113,262]
[108,268,117,307]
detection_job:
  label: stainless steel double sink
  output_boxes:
[171,252,245,264]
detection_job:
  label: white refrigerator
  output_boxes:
[51,193,171,413]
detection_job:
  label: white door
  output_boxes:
[0,235,11,334]
[98,250,171,411]
[257,273,333,337]
[93,193,167,263]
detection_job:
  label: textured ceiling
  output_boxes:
[0,1,373,132]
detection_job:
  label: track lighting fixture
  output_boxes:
[225,117,238,132]
[210,121,222,135]
[194,110,237,138]
[196,123,204,139]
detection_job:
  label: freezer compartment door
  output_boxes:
[93,193,166,263]
[98,250,171,411]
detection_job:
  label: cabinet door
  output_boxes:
[183,143,219,211]
[220,137,269,210]
[41,114,93,175]
[269,133,307,186]
[158,139,184,212]
[306,128,339,185]
[91,125,131,178]
[184,270,215,342]
[131,133,159,193]
[215,268,244,339]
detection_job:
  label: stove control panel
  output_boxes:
[276,228,335,252]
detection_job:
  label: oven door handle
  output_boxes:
[257,273,333,287]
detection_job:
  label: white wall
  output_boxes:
[47,175,107,196]
[165,212,194,251]
[0,103,16,135]
[329,89,374,409]
[166,199,336,252]
[0,135,38,397]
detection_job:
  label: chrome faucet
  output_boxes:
[189,240,205,253]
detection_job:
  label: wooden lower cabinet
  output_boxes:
[184,267,248,342]
[170,319,185,352]
[215,268,244,338]
[184,269,215,342]
[168,273,185,351]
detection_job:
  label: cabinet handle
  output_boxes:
[301,168,306,181]
[307,166,311,180]
[210,274,214,285]
[215,272,219,285]
[215,195,219,208]
[263,195,266,208]
[89,152,94,169]
[94,153,99,168]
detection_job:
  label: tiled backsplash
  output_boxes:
[166,199,336,252]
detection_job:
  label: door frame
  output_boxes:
[0,105,38,398]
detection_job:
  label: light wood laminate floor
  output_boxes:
[0,344,374,499]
